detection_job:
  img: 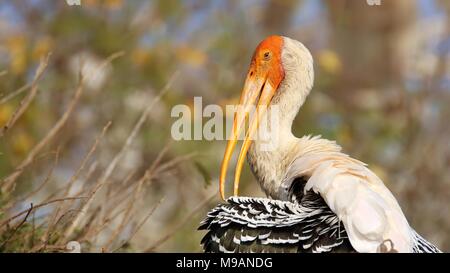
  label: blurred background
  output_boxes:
[0,0,449,252]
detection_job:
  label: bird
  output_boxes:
[198,35,442,253]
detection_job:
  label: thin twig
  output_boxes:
[37,208,81,252]
[145,191,217,252]
[0,148,61,214]
[0,203,33,249]
[30,210,36,250]
[102,140,170,250]
[0,54,50,136]
[65,121,112,198]
[45,121,112,243]
[103,177,145,250]
[105,169,136,201]
[0,82,32,105]
[69,206,101,243]
[79,206,129,243]
[74,161,98,197]
[153,152,199,176]
[0,196,87,229]
[113,197,165,252]
[15,147,61,203]
[1,78,83,194]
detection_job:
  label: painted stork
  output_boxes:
[199,36,442,253]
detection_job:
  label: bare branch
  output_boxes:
[153,152,199,176]
[49,121,112,228]
[1,82,82,193]
[0,82,32,105]
[0,148,61,215]
[0,196,87,230]
[145,191,217,252]
[113,197,165,252]
[0,203,33,249]
[103,177,145,250]
[15,147,61,203]
[0,54,50,136]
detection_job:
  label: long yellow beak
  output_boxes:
[219,69,277,200]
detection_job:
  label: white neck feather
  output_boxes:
[247,37,315,198]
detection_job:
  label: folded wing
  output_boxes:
[199,195,355,253]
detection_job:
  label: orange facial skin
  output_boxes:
[250,35,285,90]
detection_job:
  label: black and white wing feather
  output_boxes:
[412,230,442,253]
[199,192,355,253]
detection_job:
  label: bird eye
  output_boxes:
[263,51,271,60]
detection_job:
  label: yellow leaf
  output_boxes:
[131,48,151,67]
[32,37,53,61]
[0,104,14,125]
[6,35,27,75]
[105,0,123,9]
[84,0,123,9]
[176,46,207,67]
[318,50,342,75]
[12,132,34,155]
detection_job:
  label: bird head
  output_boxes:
[219,35,314,200]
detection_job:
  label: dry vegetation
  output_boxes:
[0,53,215,252]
